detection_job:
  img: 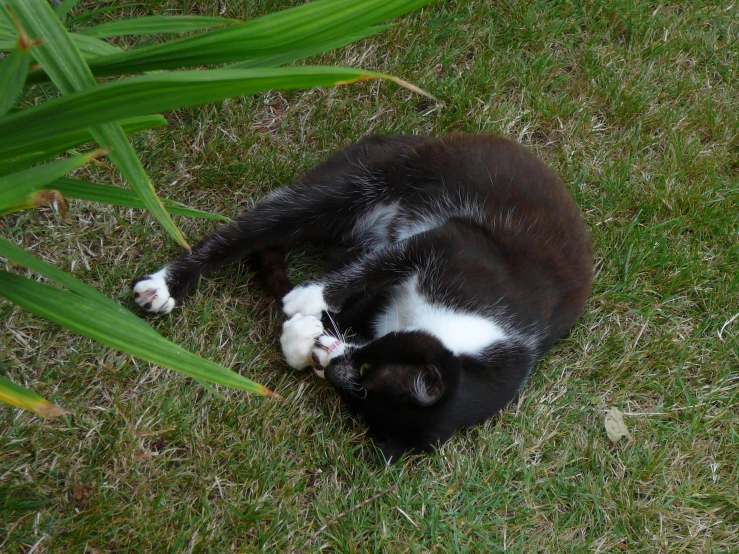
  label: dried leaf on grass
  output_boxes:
[604,407,631,443]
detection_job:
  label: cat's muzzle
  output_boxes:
[324,359,361,393]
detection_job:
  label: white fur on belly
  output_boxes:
[373,277,508,355]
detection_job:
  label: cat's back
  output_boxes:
[393,134,594,344]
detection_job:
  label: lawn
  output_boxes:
[2,0,738,552]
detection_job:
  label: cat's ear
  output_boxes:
[410,365,444,407]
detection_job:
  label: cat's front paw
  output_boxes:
[311,335,346,379]
[131,268,175,314]
[280,313,324,370]
[282,283,328,318]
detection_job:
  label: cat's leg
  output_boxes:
[131,184,354,314]
[282,221,457,318]
[283,223,465,374]
[132,135,428,314]
[252,249,293,301]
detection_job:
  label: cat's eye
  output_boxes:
[359,363,371,376]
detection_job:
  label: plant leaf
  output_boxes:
[0,270,278,397]
[80,15,239,38]
[54,0,82,22]
[0,237,152,328]
[228,25,390,69]
[0,239,274,397]
[0,30,123,59]
[0,66,390,156]
[0,149,104,214]
[1,189,67,217]
[0,5,13,37]
[69,32,123,58]
[53,177,230,221]
[0,43,31,117]
[8,0,190,251]
[0,115,166,175]
[26,0,433,80]
[0,374,67,418]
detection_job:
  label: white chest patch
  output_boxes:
[372,277,508,355]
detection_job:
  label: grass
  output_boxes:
[2,0,738,551]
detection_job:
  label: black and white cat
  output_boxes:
[132,134,593,461]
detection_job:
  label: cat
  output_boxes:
[131,134,593,461]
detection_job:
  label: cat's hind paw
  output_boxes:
[131,268,175,314]
[280,313,324,370]
[282,283,328,318]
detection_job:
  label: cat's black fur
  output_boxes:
[132,134,593,461]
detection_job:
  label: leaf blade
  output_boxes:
[80,15,239,38]
[0,237,152,330]
[7,0,190,250]
[53,177,230,221]
[0,43,31,117]
[228,25,390,69]
[54,0,82,22]
[0,374,66,418]
[0,150,103,213]
[27,0,433,79]
[0,66,388,155]
[0,271,277,397]
[0,115,166,175]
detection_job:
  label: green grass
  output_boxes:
[2,0,738,552]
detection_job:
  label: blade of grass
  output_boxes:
[9,0,190,250]
[80,15,239,38]
[0,271,278,397]
[53,177,230,221]
[0,374,66,418]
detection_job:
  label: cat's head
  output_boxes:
[323,331,461,462]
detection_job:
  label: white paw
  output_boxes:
[132,267,175,314]
[282,283,328,318]
[280,313,324,370]
[311,335,346,371]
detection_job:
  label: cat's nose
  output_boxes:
[324,361,358,390]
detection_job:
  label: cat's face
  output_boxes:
[324,331,460,461]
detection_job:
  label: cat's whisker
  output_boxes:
[325,311,342,341]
